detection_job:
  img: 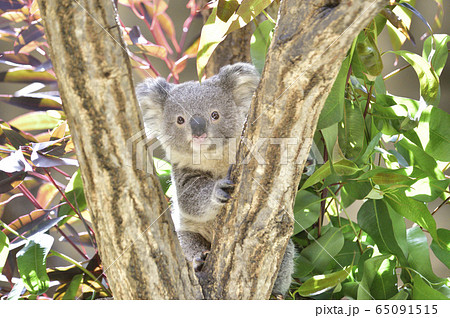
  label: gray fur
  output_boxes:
[136,63,294,296]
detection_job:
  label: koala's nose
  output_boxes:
[190,116,207,137]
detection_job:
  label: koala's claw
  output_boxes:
[193,250,210,272]
[214,178,235,203]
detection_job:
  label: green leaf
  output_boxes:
[389,290,410,300]
[422,34,450,76]
[398,138,445,180]
[386,2,414,50]
[356,34,383,81]
[226,0,273,35]
[196,7,232,79]
[62,274,83,300]
[372,172,412,186]
[357,200,406,263]
[58,169,87,220]
[412,275,448,300]
[406,226,443,284]
[387,206,408,259]
[356,248,374,281]
[197,0,273,79]
[300,159,360,190]
[415,106,450,162]
[406,177,450,202]
[320,123,338,161]
[293,255,314,279]
[317,56,350,130]
[357,132,382,165]
[338,99,365,159]
[297,267,351,297]
[8,111,63,131]
[370,255,398,299]
[153,157,171,194]
[217,0,240,22]
[293,190,320,235]
[430,229,450,269]
[0,231,9,273]
[300,227,344,272]
[329,240,361,270]
[385,192,438,242]
[389,50,440,107]
[16,234,54,295]
[343,180,372,204]
[357,254,394,300]
[372,102,416,135]
[250,19,275,74]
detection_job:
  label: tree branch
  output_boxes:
[200,0,388,299]
[37,0,202,299]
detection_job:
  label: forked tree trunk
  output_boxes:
[37,0,202,299]
[37,0,387,299]
[200,0,387,299]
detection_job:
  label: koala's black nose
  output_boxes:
[190,116,207,137]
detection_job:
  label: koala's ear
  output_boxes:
[217,63,260,108]
[136,77,172,138]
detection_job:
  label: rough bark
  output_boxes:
[37,0,202,299]
[200,0,388,299]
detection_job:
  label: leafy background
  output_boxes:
[0,0,449,299]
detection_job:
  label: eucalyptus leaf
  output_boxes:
[300,227,344,273]
[414,106,450,162]
[357,254,393,300]
[357,200,406,263]
[300,159,360,190]
[338,100,365,159]
[293,190,321,235]
[293,255,314,279]
[389,51,440,107]
[16,234,54,295]
[62,274,83,300]
[430,229,450,269]
[412,275,448,300]
[370,256,398,299]
[389,289,410,300]
[154,157,171,194]
[422,34,450,76]
[406,226,443,284]
[297,267,351,297]
[317,56,350,130]
[406,177,450,202]
[385,192,438,242]
[250,20,275,74]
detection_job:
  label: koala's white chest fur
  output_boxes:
[170,142,234,178]
[170,142,235,241]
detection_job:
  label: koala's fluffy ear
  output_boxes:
[217,63,260,108]
[136,77,172,139]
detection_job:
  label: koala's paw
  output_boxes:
[213,178,235,203]
[193,250,210,272]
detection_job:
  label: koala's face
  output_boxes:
[162,81,243,153]
[136,63,260,164]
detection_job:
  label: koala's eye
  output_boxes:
[177,116,185,125]
[211,111,220,121]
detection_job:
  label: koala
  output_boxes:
[136,63,295,296]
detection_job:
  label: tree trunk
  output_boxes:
[37,0,387,300]
[37,0,202,300]
[200,0,388,299]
